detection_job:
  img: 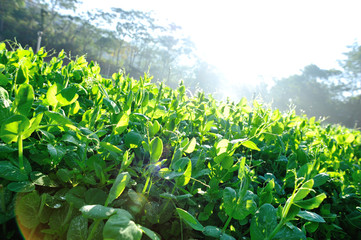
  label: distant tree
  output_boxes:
[341,42,361,95]
[269,65,342,123]
[0,0,25,35]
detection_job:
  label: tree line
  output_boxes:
[0,0,220,91]
[1,0,360,128]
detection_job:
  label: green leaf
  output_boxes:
[114,114,129,135]
[297,210,325,223]
[15,191,40,229]
[80,205,118,219]
[31,172,58,187]
[250,203,277,240]
[66,187,86,209]
[148,120,160,137]
[85,189,107,205]
[223,187,237,217]
[312,173,330,187]
[238,157,246,181]
[294,193,327,210]
[183,137,196,154]
[0,72,9,86]
[14,83,34,116]
[100,142,123,154]
[124,131,142,148]
[172,157,192,186]
[216,139,229,155]
[104,98,120,114]
[103,210,142,240]
[0,161,28,181]
[45,111,74,126]
[15,65,28,84]
[149,137,163,163]
[273,222,306,240]
[220,233,236,240]
[47,144,65,165]
[23,113,43,139]
[176,208,204,231]
[203,226,222,238]
[0,114,29,143]
[294,179,314,201]
[7,181,35,192]
[46,83,58,107]
[0,87,11,122]
[138,225,160,240]
[105,172,131,206]
[56,85,79,106]
[49,204,72,231]
[67,215,88,240]
[241,140,260,151]
[56,168,72,183]
[232,191,257,220]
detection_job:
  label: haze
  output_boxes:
[81,0,361,85]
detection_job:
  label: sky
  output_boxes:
[79,0,361,87]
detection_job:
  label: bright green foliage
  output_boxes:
[0,44,360,240]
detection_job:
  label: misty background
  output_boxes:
[1,0,361,128]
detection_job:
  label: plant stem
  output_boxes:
[222,215,233,232]
[266,219,285,240]
[87,219,101,240]
[18,134,25,173]
[142,174,151,194]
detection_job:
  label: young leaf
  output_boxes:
[15,65,28,84]
[100,142,123,154]
[46,83,58,107]
[0,87,11,122]
[238,157,246,181]
[105,172,131,206]
[56,85,79,106]
[114,114,129,135]
[22,113,43,139]
[294,179,314,201]
[103,210,142,240]
[241,140,260,151]
[45,111,74,126]
[0,72,9,86]
[14,83,34,116]
[0,114,29,143]
[149,137,163,163]
[250,203,277,240]
[297,210,325,223]
[216,139,229,155]
[175,158,192,186]
[183,137,196,154]
[294,193,327,210]
[176,208,204,231]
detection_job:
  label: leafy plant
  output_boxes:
[0,44,360,240]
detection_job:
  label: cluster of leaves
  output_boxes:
[0,43,360,240]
